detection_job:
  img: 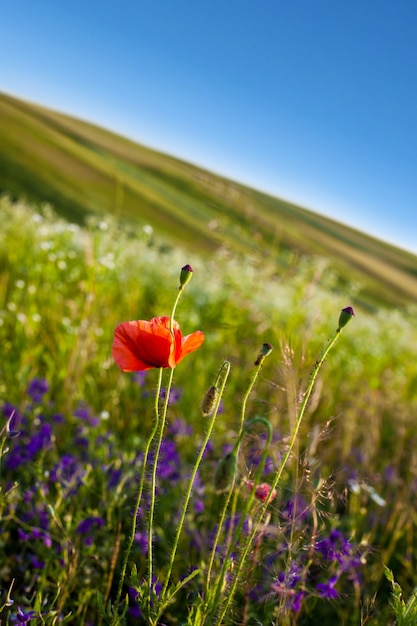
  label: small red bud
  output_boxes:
[247,480,277,503]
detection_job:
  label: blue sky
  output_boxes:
[2,1,417,253]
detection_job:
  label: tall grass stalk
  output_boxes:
[215,310,354,624]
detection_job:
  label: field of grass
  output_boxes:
[2,91,417,311]
[1,195,417,624]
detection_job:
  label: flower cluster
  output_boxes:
[255,525,365,614]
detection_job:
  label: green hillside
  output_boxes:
[1,91,416,308]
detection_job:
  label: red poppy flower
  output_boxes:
[112,316,204,371]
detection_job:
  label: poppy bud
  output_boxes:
[337,306,355,331]
[179,264,193,288]
[214,452,237,492]
[247,480,277,503]
[254,342,273,366]
[201,385,219,417]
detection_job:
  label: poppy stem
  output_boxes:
[159,361,231,613]
[169,284,186,335]
[112,367,163,623]
[235,355,267,453]
[206,417,273,623]
[203,361,269,604]
[148,366,175,616]
[268,328,344,500]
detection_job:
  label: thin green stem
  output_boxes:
[204,357,266,591]
[269,329,342,498]
[0,438,5,478]
[148,367,174,614]
[200,352,270,625]
[236,360,265,443]
[146,272,193,618]
[160,361,231,607]
[207,417,272,625]
[112,367,163,622]
[203,364,265,603]
[216,327,346,624]
[169,285,185,335]
[204,488,234,603]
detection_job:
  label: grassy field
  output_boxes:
[1,91,417,310]
[1,91,417,624]
[1,194,417,624]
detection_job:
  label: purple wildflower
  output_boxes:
[282,494,310,524]
[107,466,123,490]
[316,575,339,599]
[77,516,105,546]
[5,422,53,470]
[152,439,181,482]
[30,555,46,569]
[316,529,352,563]
[26,423,52,456]
[74,403,99,426]
[160,386,182,405]
[132,371,147,387]
[246,447,275,475]
[224,514,250,537]
[49,454,86,497]
[202,439,214,457]
[50,453,83,483]
[134,531,149,553]
[128,587,142,618]
[194,499,205,514]
[169,418,193,437]
[31,527,52,548]
[128,577,162,618]
[26,378,49,403]
[10,606,38,624]
[77,516,105,535]
[270,561,305,612]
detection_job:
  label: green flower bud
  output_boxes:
[201,385,219,417]
[254,342,273,366]
[179,264,193,288]
[214,451,237,492]
[337,306,355,331]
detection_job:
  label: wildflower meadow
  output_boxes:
[1,195,417,625]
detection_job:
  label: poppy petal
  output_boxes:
[112,316,203,372]
[150,317,179,368]
[113,320,173,371]
[176,331,205,365]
